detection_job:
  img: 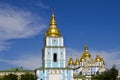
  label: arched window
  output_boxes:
[53,53,57,62]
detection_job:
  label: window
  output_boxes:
[53,53,57,62]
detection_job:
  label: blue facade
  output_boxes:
[36,12,73,80]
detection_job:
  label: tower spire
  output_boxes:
[50,9,57,26]
[46,10,61,37]
[84,44,88,52]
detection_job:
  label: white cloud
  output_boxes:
[0,4,47,51]
[0,54,42,70]
[11,55,42,69]
[0,5,45,40]
[0,41,10,51]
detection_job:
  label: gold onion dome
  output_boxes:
[95,55,101,62]
[68,57,74,65]
[75,58,80,65]
[46,12,61,37]
[82,44,91,58]
[101,58,105,65]
[80,56,86,62]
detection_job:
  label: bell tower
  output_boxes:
[42,12,66,68]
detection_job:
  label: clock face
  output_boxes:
[53,39,57,43]
[53,39,57,42]
[52,39,57,46]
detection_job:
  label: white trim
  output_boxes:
[64,70,67,80]
[36,70,40,80]
[61,37,64,46]
[50,37,51,46]
[64,48,66,67]
[51,48,52,68]
[44,70,47,80]
[58,38,60,46]
[58,48,60,67]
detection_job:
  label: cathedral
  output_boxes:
[36,12,106,80]
[68,45,106,76]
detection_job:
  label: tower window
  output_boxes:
[53,53,57,62]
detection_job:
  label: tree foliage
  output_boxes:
[0,78,3,80]
[93,65,118,80]
[20,73,37,80]
[3,74,18,80]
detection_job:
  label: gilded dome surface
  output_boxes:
[80,56,86,62]
[75,58,80,65]
[82,44,91,58]
[68,57,74,65]
[95,55,101,62]
[101,58,105,65]
[46,13,61,37]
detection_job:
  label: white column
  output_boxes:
[64,70,67,80]
[71,70,73,80]
[58,48,60,67]
[62,38,63,46]
[37,70,40,80]
[51,48,53,68]
[64,48,66,67]
[50,38,52,46]
[45,49,47,68]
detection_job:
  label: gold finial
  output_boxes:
[50,10,57,26]
[84,44,88,51]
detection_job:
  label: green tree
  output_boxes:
[20,73,37,80]
[92,65,118,80]
[0,78,3,80]
[3,74,18,80]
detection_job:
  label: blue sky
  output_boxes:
[0,0,120,70]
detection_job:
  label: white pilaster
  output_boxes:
[44,70,47,80]
[64,70,67,80]
[58,48,60,67]
[51,48,52,68]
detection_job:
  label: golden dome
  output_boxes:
[75,58,80,65]
[101,58,105,65]
[68,57,74,65]
[46,12,61,37]
[80,56,86,62]
[82,44,91,58]
[95,55,101,62]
